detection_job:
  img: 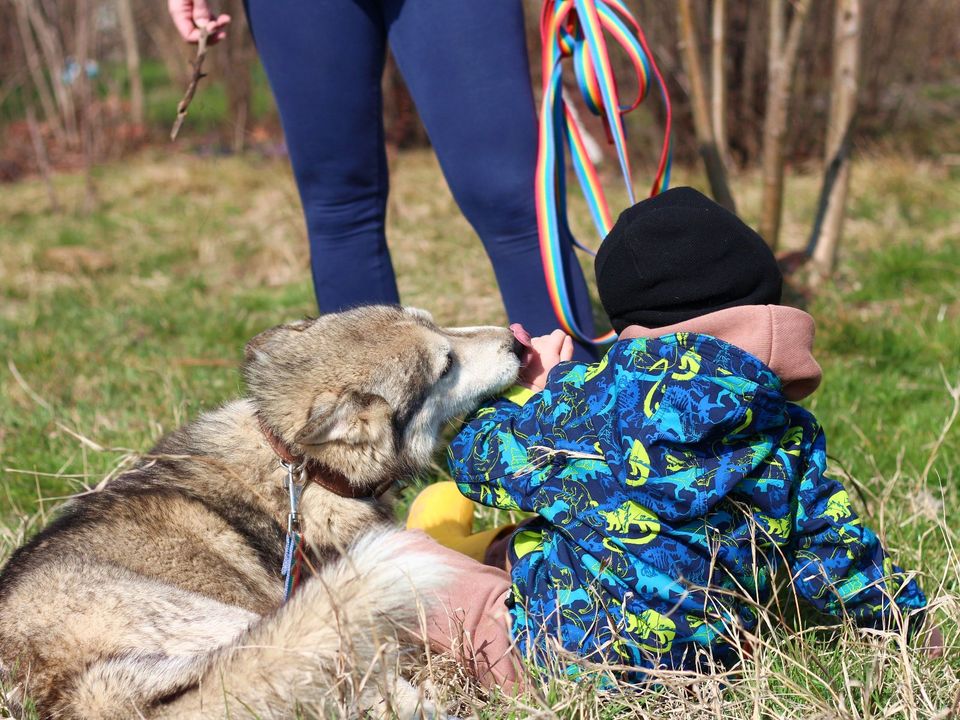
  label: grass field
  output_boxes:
[0,149,958,717]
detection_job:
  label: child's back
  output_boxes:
[447,188,926,679]
[450,323,925,676]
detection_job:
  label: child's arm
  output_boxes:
[447,327,573,513]
[787,426,927,630]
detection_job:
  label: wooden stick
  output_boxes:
[170,27,211,141]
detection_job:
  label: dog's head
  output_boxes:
[243,305,521,490]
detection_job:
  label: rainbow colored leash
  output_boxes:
[536,0,673,344]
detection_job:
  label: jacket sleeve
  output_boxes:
[787,425,927,629]
[447,384,559,513]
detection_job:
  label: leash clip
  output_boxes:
[280,458,307,600]
[287,511,302,535]
[280,459,306,534]
[281,458,306,490]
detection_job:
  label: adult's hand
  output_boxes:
[168,0,231,44]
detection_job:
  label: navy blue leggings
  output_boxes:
[244,0,596,359]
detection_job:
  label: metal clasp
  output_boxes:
[281,459,306,534]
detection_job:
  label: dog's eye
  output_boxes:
[439,352,454,378]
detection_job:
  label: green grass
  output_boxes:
[144,59,276,135]
[0,150,958,716]
[0,57,277,137]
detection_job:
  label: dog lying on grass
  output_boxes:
[0,305,521,719]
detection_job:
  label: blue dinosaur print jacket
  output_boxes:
[448,332,926,680]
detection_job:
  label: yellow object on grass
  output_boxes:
[406,482,509,562]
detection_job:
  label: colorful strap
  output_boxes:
[536,0,673,344]
[281,531,305,600]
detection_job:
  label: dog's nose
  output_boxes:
[510,336,525,358]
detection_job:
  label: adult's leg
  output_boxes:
[244,0,399,311]
[385,0,597,359]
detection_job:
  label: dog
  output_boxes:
[0,305,522,718]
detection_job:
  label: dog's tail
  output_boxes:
[70,529,452,720]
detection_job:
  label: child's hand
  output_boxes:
[511,324,573,391]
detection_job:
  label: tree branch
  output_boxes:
[170,27,212,141]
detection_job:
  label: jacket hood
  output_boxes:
[618,305,821,400]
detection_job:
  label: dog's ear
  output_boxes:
[294,390,393,447]
[403,306,434,324]
[245,319,316,361]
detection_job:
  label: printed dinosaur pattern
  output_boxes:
[449,333,926,681]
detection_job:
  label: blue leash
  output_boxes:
[280,459,305,601]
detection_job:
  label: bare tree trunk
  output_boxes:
[760,1,787,247]
[710,0,731,167]
[810,0,861,279]
[218,0,255,152]
[738,5,763,162]
[759,0,811,249]
[12,0,64,145]
[25,103,60,212]
[677,0,737,212]
[116,0,144,126]
[75,0,97,212]
[20,0,79,147]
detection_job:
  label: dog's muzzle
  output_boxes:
[509,323,532,359]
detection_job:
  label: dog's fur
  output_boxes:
[0,305,521,718]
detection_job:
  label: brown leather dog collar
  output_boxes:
[256,413,393,500]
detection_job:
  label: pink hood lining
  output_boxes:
[618,305,822,400]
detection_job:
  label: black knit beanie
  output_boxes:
[594,187,782,332]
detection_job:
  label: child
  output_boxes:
[408,187,928,684]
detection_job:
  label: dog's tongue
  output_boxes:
[509,323,533,348]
